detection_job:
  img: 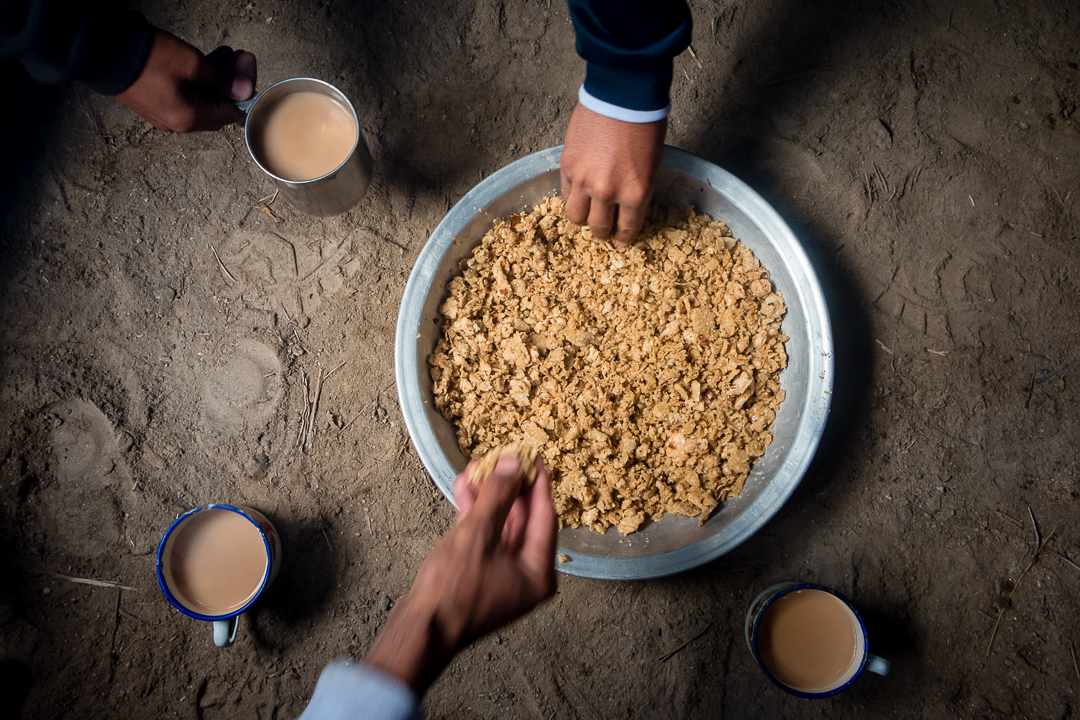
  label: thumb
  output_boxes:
[192,47,250,102]
[232,51,258,98]
[469,456,525,539]
[191,92,242,131]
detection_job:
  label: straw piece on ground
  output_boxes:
[209,244,237,283]
[985,528,1056,657]
[659,623,712,662]
[465,442,538,486]
[31,570,137,591]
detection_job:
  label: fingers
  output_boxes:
[561,174,590,228]
[204,45,234,66]
[467,456,525,544]
[500,495,530,553]
[612,199,649,248]
[226,63,254,101]
[204,47,256,101]
[561,170,615,241]
[191,93,243,131]
[585,195,615,240]
[563,182,639,245]
[233,51,258,96]
[187,46,256,128]
[453,461,480,521]
[189,43,240,101]
[519,459,557,591]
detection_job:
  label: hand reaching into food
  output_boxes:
[562,0,692,248]
[362,454,557,693]
[115,28,257,132]
[560,105,666,248]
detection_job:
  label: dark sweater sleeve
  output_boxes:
[567,0,692,113]
[0,0,151,95]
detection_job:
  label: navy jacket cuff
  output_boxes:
[583,59,674,113]
[79,7,151,96]
[7,1,152,96]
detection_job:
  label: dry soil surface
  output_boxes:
[2,1,1079,718]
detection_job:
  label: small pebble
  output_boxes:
[379,595,392,612]
[43,588,51,595]
[116,431,135,452]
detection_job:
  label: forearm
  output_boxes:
[363,592,454,695]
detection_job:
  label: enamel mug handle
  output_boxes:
[866,653,890,676]
[213,617,238,648]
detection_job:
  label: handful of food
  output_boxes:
[465,442,539,486]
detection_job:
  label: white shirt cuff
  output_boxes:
[577,85,670,123]
[295,660,420,720]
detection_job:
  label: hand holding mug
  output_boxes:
[116,28,257,133]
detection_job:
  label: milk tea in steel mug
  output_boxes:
[237,78,373,217]
[745,582,890,698]
[157,505,282,648]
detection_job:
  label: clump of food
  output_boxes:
[430,197,788,535]
[465,442,539,486]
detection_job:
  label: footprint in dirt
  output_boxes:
[202,339,284,435]
[40,399,127,559]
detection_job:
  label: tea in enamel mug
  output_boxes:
[745,583,890,698]
[157,505,281,648]
[161,507,268,616]
[756,589,860,693]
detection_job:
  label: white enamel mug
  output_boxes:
[745,582,890,698]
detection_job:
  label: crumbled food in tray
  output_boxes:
[430,197,788,535]
[465,442,539,486]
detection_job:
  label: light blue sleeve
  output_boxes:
[295,660,421,720]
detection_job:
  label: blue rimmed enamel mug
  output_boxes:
[156,505,282,648]
[745,582,890,698]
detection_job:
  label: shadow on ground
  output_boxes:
[248,514,339,650]
[0,64,64,298]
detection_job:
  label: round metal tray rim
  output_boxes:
[395,145,833,580]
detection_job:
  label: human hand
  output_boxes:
[115,28,257,133]
[364,455,557,693]
[560,104,667,248]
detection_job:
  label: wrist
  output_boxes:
[363,592,457,694]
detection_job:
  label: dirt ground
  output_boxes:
[1,0,1078,717]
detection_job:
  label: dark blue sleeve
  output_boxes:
[567,0,692,113]
[0,0,151,95]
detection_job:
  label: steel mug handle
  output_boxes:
[234,98,257,127]
[213,617,238,648]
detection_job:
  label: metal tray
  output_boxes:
[395,146,833,580]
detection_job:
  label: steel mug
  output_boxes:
[238,78,373,217]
